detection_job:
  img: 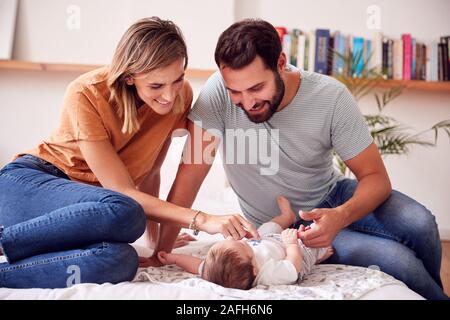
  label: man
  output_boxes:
[153,19,447,299]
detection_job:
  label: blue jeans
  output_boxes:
[293,178,448,300]
[0,155,146,288]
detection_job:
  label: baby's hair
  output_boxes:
[202,245,255,290]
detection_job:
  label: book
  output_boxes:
[353,37,364,77]
[331,31,340,75]
[387,39,394,79]
[331,32,347,76]
[372,31,383,74]
[297,33,306,69]
[430,42,439,81]
[382,38,389,79]
[438,43,444,81]
[364,39,372,75]
[283,33,292,66]
[402,34,412,80]
[345,34,353,76]
[393,39,403,80]
[411,38,416,80]
[441,36,450,81]
[327,35,334,75]
[275,27,288,44]
[421,44,427,80]
[315,29,330,74]
[426,44,431,81]
[337,33,346,75]
[304,34,310,71]
[415,42,423,80]
[290,29,301,66]
[439,37,449,81]
[443,41,449,81]
[308,31,316,72]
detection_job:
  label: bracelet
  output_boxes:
[189,210,202,235]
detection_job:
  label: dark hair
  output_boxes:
[214,19,281,71]
[203,246,256,290]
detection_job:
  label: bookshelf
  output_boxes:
[0,60,215,79]
[1,59,450,92]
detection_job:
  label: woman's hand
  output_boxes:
[197,212,260,240]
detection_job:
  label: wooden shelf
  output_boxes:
[1,60,450,91]
[0,60,216,79]
[370,79,450,92]
[337,76,450,92]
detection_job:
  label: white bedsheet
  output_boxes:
[0,233,424,300]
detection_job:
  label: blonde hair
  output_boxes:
[107,17,188,134]
[202,245,256,290]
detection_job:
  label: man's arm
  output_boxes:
[152,120,221,254]
[137,139,170,248]
[338,142,392,225]
[299,143,391,247]
[157,251,203,275]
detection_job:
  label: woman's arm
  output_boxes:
[77,138,259,239]
[157,251,203,274]
[79,139,198,226]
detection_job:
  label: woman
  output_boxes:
[0,17,258,288]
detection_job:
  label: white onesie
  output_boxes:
[249,222,328,286]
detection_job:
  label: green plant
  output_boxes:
[332,50,450,176]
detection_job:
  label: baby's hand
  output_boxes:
[281,228,299,246]
[157,251,176,265]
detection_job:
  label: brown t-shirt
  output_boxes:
[17,67,193,186]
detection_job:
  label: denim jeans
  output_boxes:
[0,154,146,288]
[293,178,448,300]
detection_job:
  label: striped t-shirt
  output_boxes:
[188,67,373,227]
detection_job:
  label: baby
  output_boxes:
[157,196,333,290]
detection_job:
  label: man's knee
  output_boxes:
[385,190,439,237]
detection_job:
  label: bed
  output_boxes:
[0,231,423,300]
[0,141,425,299]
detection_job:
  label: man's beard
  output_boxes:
[242,72,285,124]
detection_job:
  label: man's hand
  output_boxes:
[138,255,163,268]
[297,207,347,248]
[281,228,298,246]
[173,232,197,248]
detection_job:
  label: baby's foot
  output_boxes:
[274,196,297,228]
[316,246,334,264]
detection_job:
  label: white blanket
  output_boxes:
[0,234,424,300]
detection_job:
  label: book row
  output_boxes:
[276,27,450,82]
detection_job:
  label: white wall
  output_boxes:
[1,0,449,238]
[237,0,450,41]
[12,0,234,68]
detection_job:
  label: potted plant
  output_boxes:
[332,50,450,176]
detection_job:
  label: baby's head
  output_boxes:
[201,239,257,290]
